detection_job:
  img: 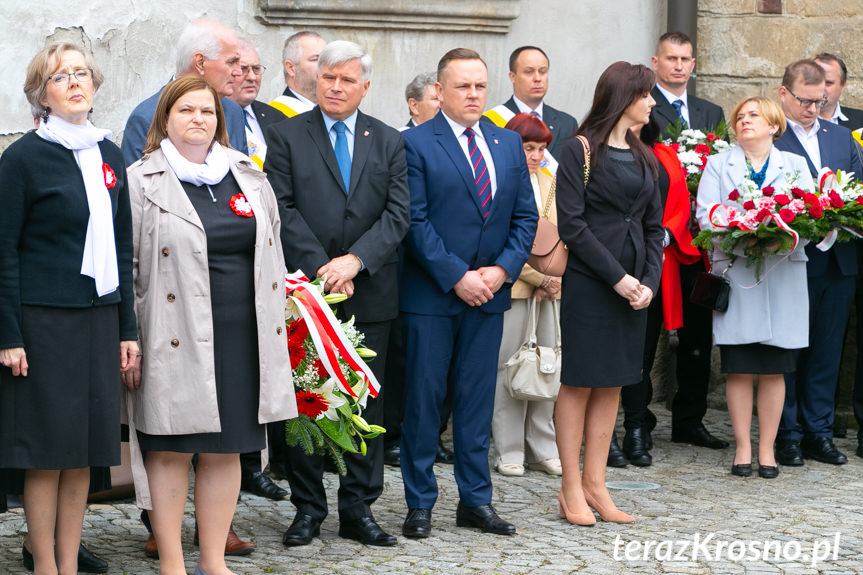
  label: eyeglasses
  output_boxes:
[47,69,94,86]
[240,64,266,76]
[786,86,828,110]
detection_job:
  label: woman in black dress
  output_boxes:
[554,62,664,525]
[0,43,138,575]
[124,76,295,575]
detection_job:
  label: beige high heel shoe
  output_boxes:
[583,490,634,523]
[557,491,596,526]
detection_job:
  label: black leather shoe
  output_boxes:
[435,440,454,464]
[801,436,847,465]
[622,428,652,466]
[730,463,752,477]
[23,543,109,573]
[242,471,287,500]
[455,503,515,535]
[775,440,804,466]
[758,465,779,478]
[671,424,730,449]
[384,443,401,467]
[856,442,863,458]
[402,508,432,539]
[339,516,397,546]
[282,513,322,546]
[607,432,629,467]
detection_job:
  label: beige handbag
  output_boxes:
[504,298,562,401]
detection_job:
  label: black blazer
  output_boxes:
[555,138,664,294]
[0,132,137,348]
[650,86,725,136]
[264,108,410,322]
[500,96,579,159]
[838,105,863,131]
[250,100,288,141]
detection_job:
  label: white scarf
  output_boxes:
[159,138,230,186]
[37,116,119,297]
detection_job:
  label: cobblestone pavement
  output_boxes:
[2,406,862,575]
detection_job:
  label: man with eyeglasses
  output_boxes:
[121,19,247,166]
[775,59,863,468]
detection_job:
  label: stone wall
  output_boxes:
[697,0,863,119]
[0,1,666,151]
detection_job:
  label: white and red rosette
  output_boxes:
[229,193,254,217]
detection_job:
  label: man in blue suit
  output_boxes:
[774,59,862,466]
[399,48,538,539]
[121,19,247,167]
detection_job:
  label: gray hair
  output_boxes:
[237,37,260,60]
[24,43,104,119]
[282,30,324,81]
[405,72,436,104]
[175,20,224,75]
[318,40,372,82]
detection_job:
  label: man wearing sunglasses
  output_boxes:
[775,59,863,468]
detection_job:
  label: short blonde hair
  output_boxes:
[730,96,786,140]
[24,43,104,119]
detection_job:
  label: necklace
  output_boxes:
[745,156,769,188]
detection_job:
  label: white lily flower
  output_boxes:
[319,378,347,421]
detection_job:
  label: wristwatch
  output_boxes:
[662,227,671,248]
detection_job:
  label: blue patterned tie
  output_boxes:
[333,121,351,193]
[463,127,492,218]
[672,99,688,128]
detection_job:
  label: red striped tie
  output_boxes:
[464,127,492,218]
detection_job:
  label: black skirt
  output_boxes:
[0,305,121,470]
[720,343,797,374]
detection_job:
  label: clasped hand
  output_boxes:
[613,273,653,310]
[454,266,508,307]
[318,254,362,297]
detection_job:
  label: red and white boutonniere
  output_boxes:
[102,163,117,189]
[229,192,254,217]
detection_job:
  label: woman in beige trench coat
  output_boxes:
[122,76,297,575]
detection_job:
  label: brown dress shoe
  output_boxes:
[144,534,158,559]
[193,527,256,556]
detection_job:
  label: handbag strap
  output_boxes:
[522,297,540,347]
[541,177,556,219]
[551,299,562,350]
[575,135,591,187]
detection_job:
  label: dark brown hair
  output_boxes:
[143,75,230,154]
[505,113,553,145]
[656,32,692,55]
[437,48,486,81]
[814,52,848,85]
[782,59,826,89]
[508,46,549,73]
[576,61,658,177]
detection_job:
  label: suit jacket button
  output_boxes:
[269,238,273,246]
[624,216,631,222]
[272,282,278,291]
[344,214,350,220]
[276,326,283,335]
[162,247,170,257]
[170,338,180,348]
[167,293,176,302]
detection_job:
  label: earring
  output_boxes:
[41,108,49,123]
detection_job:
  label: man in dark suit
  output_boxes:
[399,48,537,539]
[647,31,729,453]
[482,45,577,161]
[121,19,247,166]
[816,53,863,131]
[398,72,440,132]
[226,38,291,501]
[269,31,325,118]
[264,40,410,547]
[774,59,861,467]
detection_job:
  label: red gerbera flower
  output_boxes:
[296,390,329,418]
[287,319,309,369]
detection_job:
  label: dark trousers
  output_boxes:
[853,244,863,442]
[400,309,502,509]
[383,315,453,449]
[239,421,288,477]
[781,259,856,441]
[672,260,713,431]
[621,292,663,430]
[285,319,390,521]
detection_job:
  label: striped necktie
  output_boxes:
[672,99,688,128]
[463,127,492,218]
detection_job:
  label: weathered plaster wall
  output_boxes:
[1,1,665,149]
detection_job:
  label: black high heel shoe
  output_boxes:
[22,543,109,573]
[758,465,779,479]
[730,462,752,477]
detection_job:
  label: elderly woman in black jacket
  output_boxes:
[0,43,137,575]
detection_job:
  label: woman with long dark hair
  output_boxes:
[554,61,664,525]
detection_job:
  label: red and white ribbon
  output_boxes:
[285,271,380,398]
[708,203,798,250]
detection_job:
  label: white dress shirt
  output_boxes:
[441,111,497,198]
[512,94,545,121]
[243,105,267,160]
[786,117,823,171]
[322,109,358,159]
[656,84,690,127]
